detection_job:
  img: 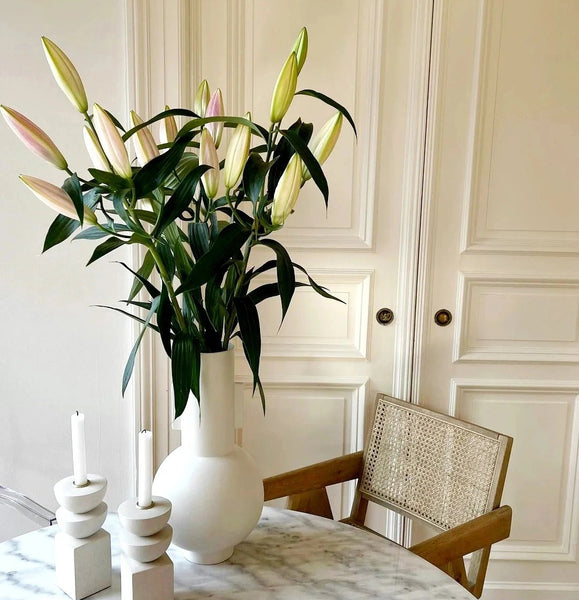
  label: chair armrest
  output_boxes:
[409,505,512,568]
[263,451,364,501]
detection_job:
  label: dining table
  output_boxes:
[0,506,475,599]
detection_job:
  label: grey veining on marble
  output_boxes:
[0,507,474,599]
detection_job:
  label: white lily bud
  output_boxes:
[271,153,302,226]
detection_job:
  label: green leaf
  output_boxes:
[122,108,198,141]
[267,119,312,200]
[179,115,268,142]
[279,128,328,208]
[171,334,200,418]
[111,192,133,228]
[248,281,307,305]
[94,304,160,332]
[128,250,155,301]
[86,237,127,266]
[175,223,250,295]
[74,224,131,240]
[157,285,174,357]
[293,263,345,303]
[117,260,161,299]
[133,133,193,197]
[258,239,295,322]
[152,164,211,237]
[296,88,357,137]
[234,295,262,395]
[188,222,210,260]
[243,153,272,205]
[62,174,85,224]
[122,296,160,395]
[43,214,80,252]
[88,168,129,192]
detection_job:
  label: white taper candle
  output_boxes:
[138,429,153,508]
[71,411,88,486]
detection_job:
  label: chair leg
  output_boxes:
[467,546,491,599]
[287,488,334,519]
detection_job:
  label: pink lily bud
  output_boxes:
[41,37,88,113]
[200,128,220,199]
[83,126,110,172]
[302,112,343,181]
[194,80,210,117]
[20,175,96,223]
[205,89,224,148]
[92,104,132,179]
[130,111,159,167]
[290,27,308,74]
[270,53,298,124]
[0,105,68,170]
[159,106,178,146]
[271,153,302,226]
[223,112,251,190]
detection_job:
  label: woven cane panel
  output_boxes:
[360,399,500,531]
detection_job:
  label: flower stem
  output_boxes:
[147,242,187,332]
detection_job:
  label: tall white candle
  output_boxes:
[71,411,88,486]
[138,429,153,508]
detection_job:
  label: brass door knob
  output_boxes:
[434,309,452,326]
[376,308,394,325]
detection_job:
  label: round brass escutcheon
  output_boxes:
[376,308,394,325]
[434,309,452,327]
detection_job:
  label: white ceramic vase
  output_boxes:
[152,347,264,564]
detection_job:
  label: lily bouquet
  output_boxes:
[1,28,355,417]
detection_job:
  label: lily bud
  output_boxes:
[290,27,308,74]
[223,112,251,189]
[83,126,110,172]
[199,128,220,199]
[271,153,302,226]
[130,110,159,167]
[302,112,343,181]
[270,52,298,124]
[194,79,210,116]
[205,89,224,148]
[20,175,96,223]
[159,106,178,146]
[41,37,88,113]
[0,105,67,170]
[92,104,132,179]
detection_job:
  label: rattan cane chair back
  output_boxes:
[263,393,513,598]
[357,394,510,532]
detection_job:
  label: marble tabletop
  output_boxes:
[0,506,474,599]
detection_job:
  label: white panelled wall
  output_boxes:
[0,0,133,540]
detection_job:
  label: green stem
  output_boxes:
[147,242,187,332]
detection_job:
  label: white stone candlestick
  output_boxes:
[118,496,173,600]
[53,474,111,600]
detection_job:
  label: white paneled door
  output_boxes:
[130,0,579,596]
[415,1,579,597]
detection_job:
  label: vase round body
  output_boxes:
[152,347,264,564]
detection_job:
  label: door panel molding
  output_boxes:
[455,273,579,363]
[451,379,579,562]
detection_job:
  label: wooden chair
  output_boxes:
[263,394,513,598]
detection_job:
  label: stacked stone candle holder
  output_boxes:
[118,496,173,600]
[53,474,111,600]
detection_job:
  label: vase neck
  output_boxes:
[180,348,235,457]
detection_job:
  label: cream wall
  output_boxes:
[0,0,133,539]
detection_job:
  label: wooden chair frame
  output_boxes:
[264,394,513,598]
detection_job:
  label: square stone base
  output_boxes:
[55,529,111,600]
[121,553,174,600]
